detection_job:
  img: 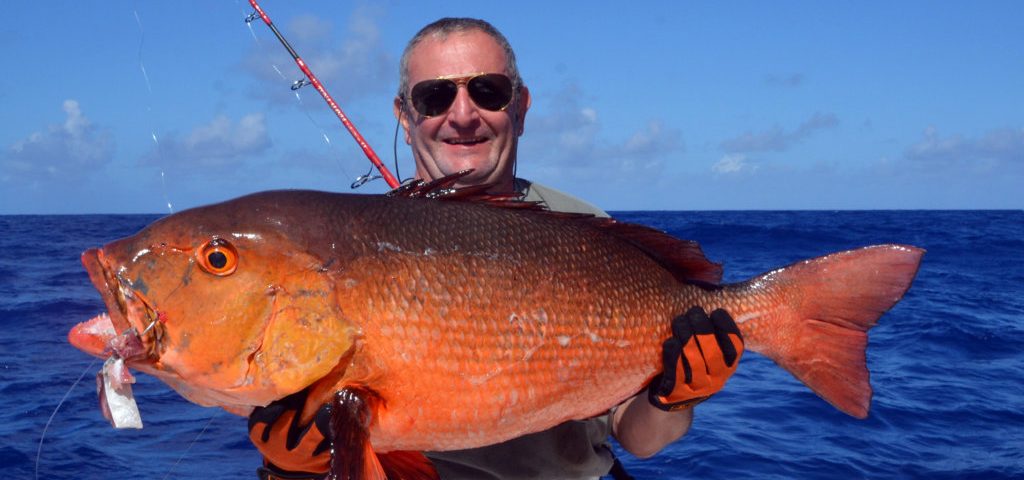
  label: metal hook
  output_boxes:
[351,166,382,189]
[245,11,258,24]
[291,78,310,91]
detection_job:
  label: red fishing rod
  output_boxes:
[245,0,400,189]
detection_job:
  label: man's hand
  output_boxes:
[249,390,332,478]
[649,306,744,411]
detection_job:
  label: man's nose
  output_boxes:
[446,86,480,126]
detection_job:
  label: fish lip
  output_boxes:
[82,248,128,331]
[81,248,158,362]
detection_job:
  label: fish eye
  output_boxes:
[197,238,238,276]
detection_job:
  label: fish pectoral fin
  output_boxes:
[329,387,439,480]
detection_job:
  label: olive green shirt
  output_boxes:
[517,179,610,218]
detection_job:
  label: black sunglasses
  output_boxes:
[408,72,515,118]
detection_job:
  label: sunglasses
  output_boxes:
[408,72,515,118]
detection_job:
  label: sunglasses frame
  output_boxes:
[407,72,516,118]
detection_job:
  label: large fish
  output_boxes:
[69,177,923,479]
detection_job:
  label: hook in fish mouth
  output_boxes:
[82,247,166,362]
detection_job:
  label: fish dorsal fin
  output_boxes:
[388,170,541,208]
[388,171,722,284]
[591,218,723,285]
[388,170,501,200]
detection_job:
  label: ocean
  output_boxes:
[1,210,1021,479]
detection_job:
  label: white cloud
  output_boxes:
[712,154,758,175]
[1,100,114,183]
[148,113,271,169]
[721,112,838,154]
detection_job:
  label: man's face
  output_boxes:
[395,29,530,191]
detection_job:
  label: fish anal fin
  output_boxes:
[329,387,438,480]
[734,244,924,418]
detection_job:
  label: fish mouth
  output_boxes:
[76,247,163,362]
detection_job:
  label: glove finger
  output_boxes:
[681,306,713,336]
[656,337,683,396]
[710,308,742,367]
[682,334,711,392]
[248,390,332,474]
[672,312,701,387]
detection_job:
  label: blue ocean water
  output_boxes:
[1,210,1021,479]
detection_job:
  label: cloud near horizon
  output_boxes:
[720,112,838,154]
[145,113,271,171]
[904,126,1024,172]
[521,83,684,178]
[1,100,114,184]
[712,153,759,175]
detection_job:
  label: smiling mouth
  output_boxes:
[444,137,487,146]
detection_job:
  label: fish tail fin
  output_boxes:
[729,244,924,418]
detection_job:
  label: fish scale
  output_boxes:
[336,208,698,451]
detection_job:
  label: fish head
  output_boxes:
[69,192,357,410]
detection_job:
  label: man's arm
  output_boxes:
[611,393,693,458]
[611,307,743,458]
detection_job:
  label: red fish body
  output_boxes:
[69,185,923,477]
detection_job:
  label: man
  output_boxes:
[249,18,743,480]
[392,18,606,217]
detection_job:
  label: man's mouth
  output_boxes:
[444,136,487,146]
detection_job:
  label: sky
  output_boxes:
[2,1,1021,213]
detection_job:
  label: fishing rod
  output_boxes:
[245,0,400,189]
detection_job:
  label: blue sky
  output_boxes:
[2,1,1021,213]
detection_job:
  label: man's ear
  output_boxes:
[393,96,412,144]
[514,85,531,136]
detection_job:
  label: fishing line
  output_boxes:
[160,410,221,480]
[391,107,412,185]
[133,6,174,214]
[245,0,400,188]
[239,2,368,190]
[34,358,99,480]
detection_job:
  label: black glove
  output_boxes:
[649,307,744,411]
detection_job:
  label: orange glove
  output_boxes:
[649,306,744,411]
[249,390,331,479]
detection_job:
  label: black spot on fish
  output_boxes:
[318,258,337,273]
[181,262,194,286]
[132,276,149,295]
[177,332,191,350]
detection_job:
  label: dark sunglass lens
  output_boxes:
[411,79,458,116]
[468,74,514,111]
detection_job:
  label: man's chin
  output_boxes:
[452,170,493,186]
